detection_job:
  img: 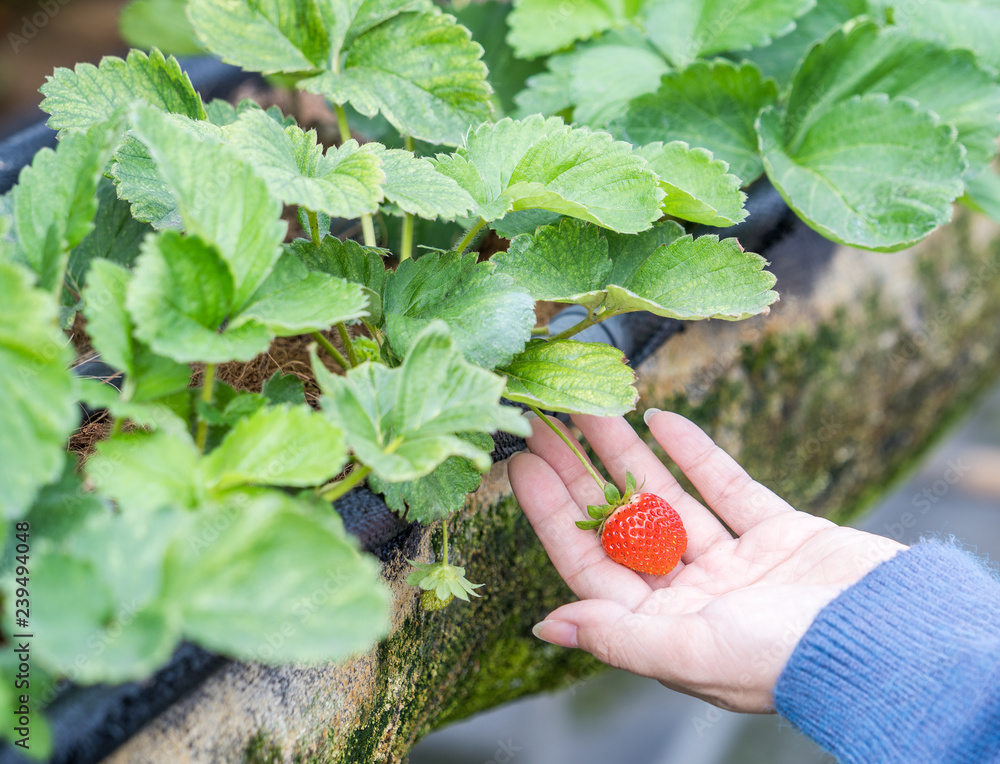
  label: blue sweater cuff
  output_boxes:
[775,540,1000,763]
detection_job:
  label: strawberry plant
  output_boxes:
[2,0,998,755]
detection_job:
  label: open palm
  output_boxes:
[507,410,905,713]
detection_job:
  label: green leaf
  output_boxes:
[20,551,112,671]
[961,170,1000,225]
[891,0,1000,71]
[202,404,347,491]
[383,251,535,368]
[604,219,686,288]
[758,96,966,251]
[68,504,191,611]
[495,219,768,321]
[370,432,492,522]
[741,0,868,88]
[514,51,574,124]
[545,41,671,128]
[360,143,475,220]
[120,0,206,55]
[128,105,287,308]
[641,0,814,67]
[500,339,638,415]
[165,489,392,664]
[639,141,748,226]
[21,460,107,544]
[262,371,306,405]
[25,535,182,684]
[311,321,530,481]
[189,0,489,144]
[83,260,191,402]
[784,22,1000,168]
[494,218,610,308]
[40,48,206,136]
[289,236,388,325]
[10,122,117,293]
[454,0,548,116]
[489,209,563,239]
[507,0,632,58]
[187,0,334,73]
[65,179,152,305]
[88,430,200,512]
[494,218,687,310]
[301,12,492,144]
[224,108,386,218]
[127,231,273,363]
[237,251,370,336]
[605,233,778,319]
[620,60,777,182]
[0,263,77,519]
[432,115,665,233]
[110,134,183,229]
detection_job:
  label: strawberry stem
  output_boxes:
[526,404,606,491]
[442,519,449,565]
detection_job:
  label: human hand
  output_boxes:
[507,409,905,713]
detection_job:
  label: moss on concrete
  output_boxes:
[243,731,283,764]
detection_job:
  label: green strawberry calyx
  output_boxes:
[575,471,642,532]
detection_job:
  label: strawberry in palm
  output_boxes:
[528,406,687,576]
[576,472,687,575]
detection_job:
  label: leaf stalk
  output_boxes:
[311,331,350,370]
[195,362,216,452]
[306,209,322,247]
[547,307,615,343]
[320,464,371,502]
[526,404,606,491]
[333,102,377,247]
[337,322,359,367]
[456,218,487,253]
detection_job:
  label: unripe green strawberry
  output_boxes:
[421,589,455,611]
[577,472,687,575]
[353,336,381,363]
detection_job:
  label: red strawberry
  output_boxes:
[576,473,687,575]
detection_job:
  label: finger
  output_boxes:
[508,450,652,608]
[571,414,734,560]
[647,411,795,536]
[533,599,714,684]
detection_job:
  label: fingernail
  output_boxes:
[523,409,538,421]
[531,619,578,648]
[643,407,663,425]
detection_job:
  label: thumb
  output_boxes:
[532,599,698,679]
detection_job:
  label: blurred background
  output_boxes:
[3,2,999,762]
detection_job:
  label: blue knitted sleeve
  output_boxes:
[774,540,1000,763]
